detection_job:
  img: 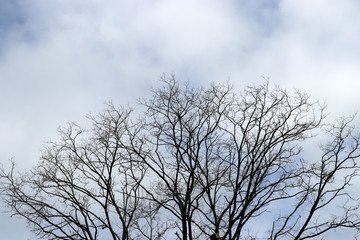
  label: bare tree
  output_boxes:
[1,76,360,240]
[1,105,152,240]
[270,116,360,240]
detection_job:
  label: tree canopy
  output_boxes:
[1,76,360,240]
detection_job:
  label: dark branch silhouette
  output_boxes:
[1,76,360,239]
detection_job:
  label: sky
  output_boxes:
[1,0,360,239]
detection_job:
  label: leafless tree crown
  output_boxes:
[1,76,360,240]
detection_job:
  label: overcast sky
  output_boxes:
[1,0,360,239]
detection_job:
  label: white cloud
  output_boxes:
[240,0,360,116]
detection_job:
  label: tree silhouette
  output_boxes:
[1,76,360,239]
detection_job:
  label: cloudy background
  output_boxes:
[1,0,360,239]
